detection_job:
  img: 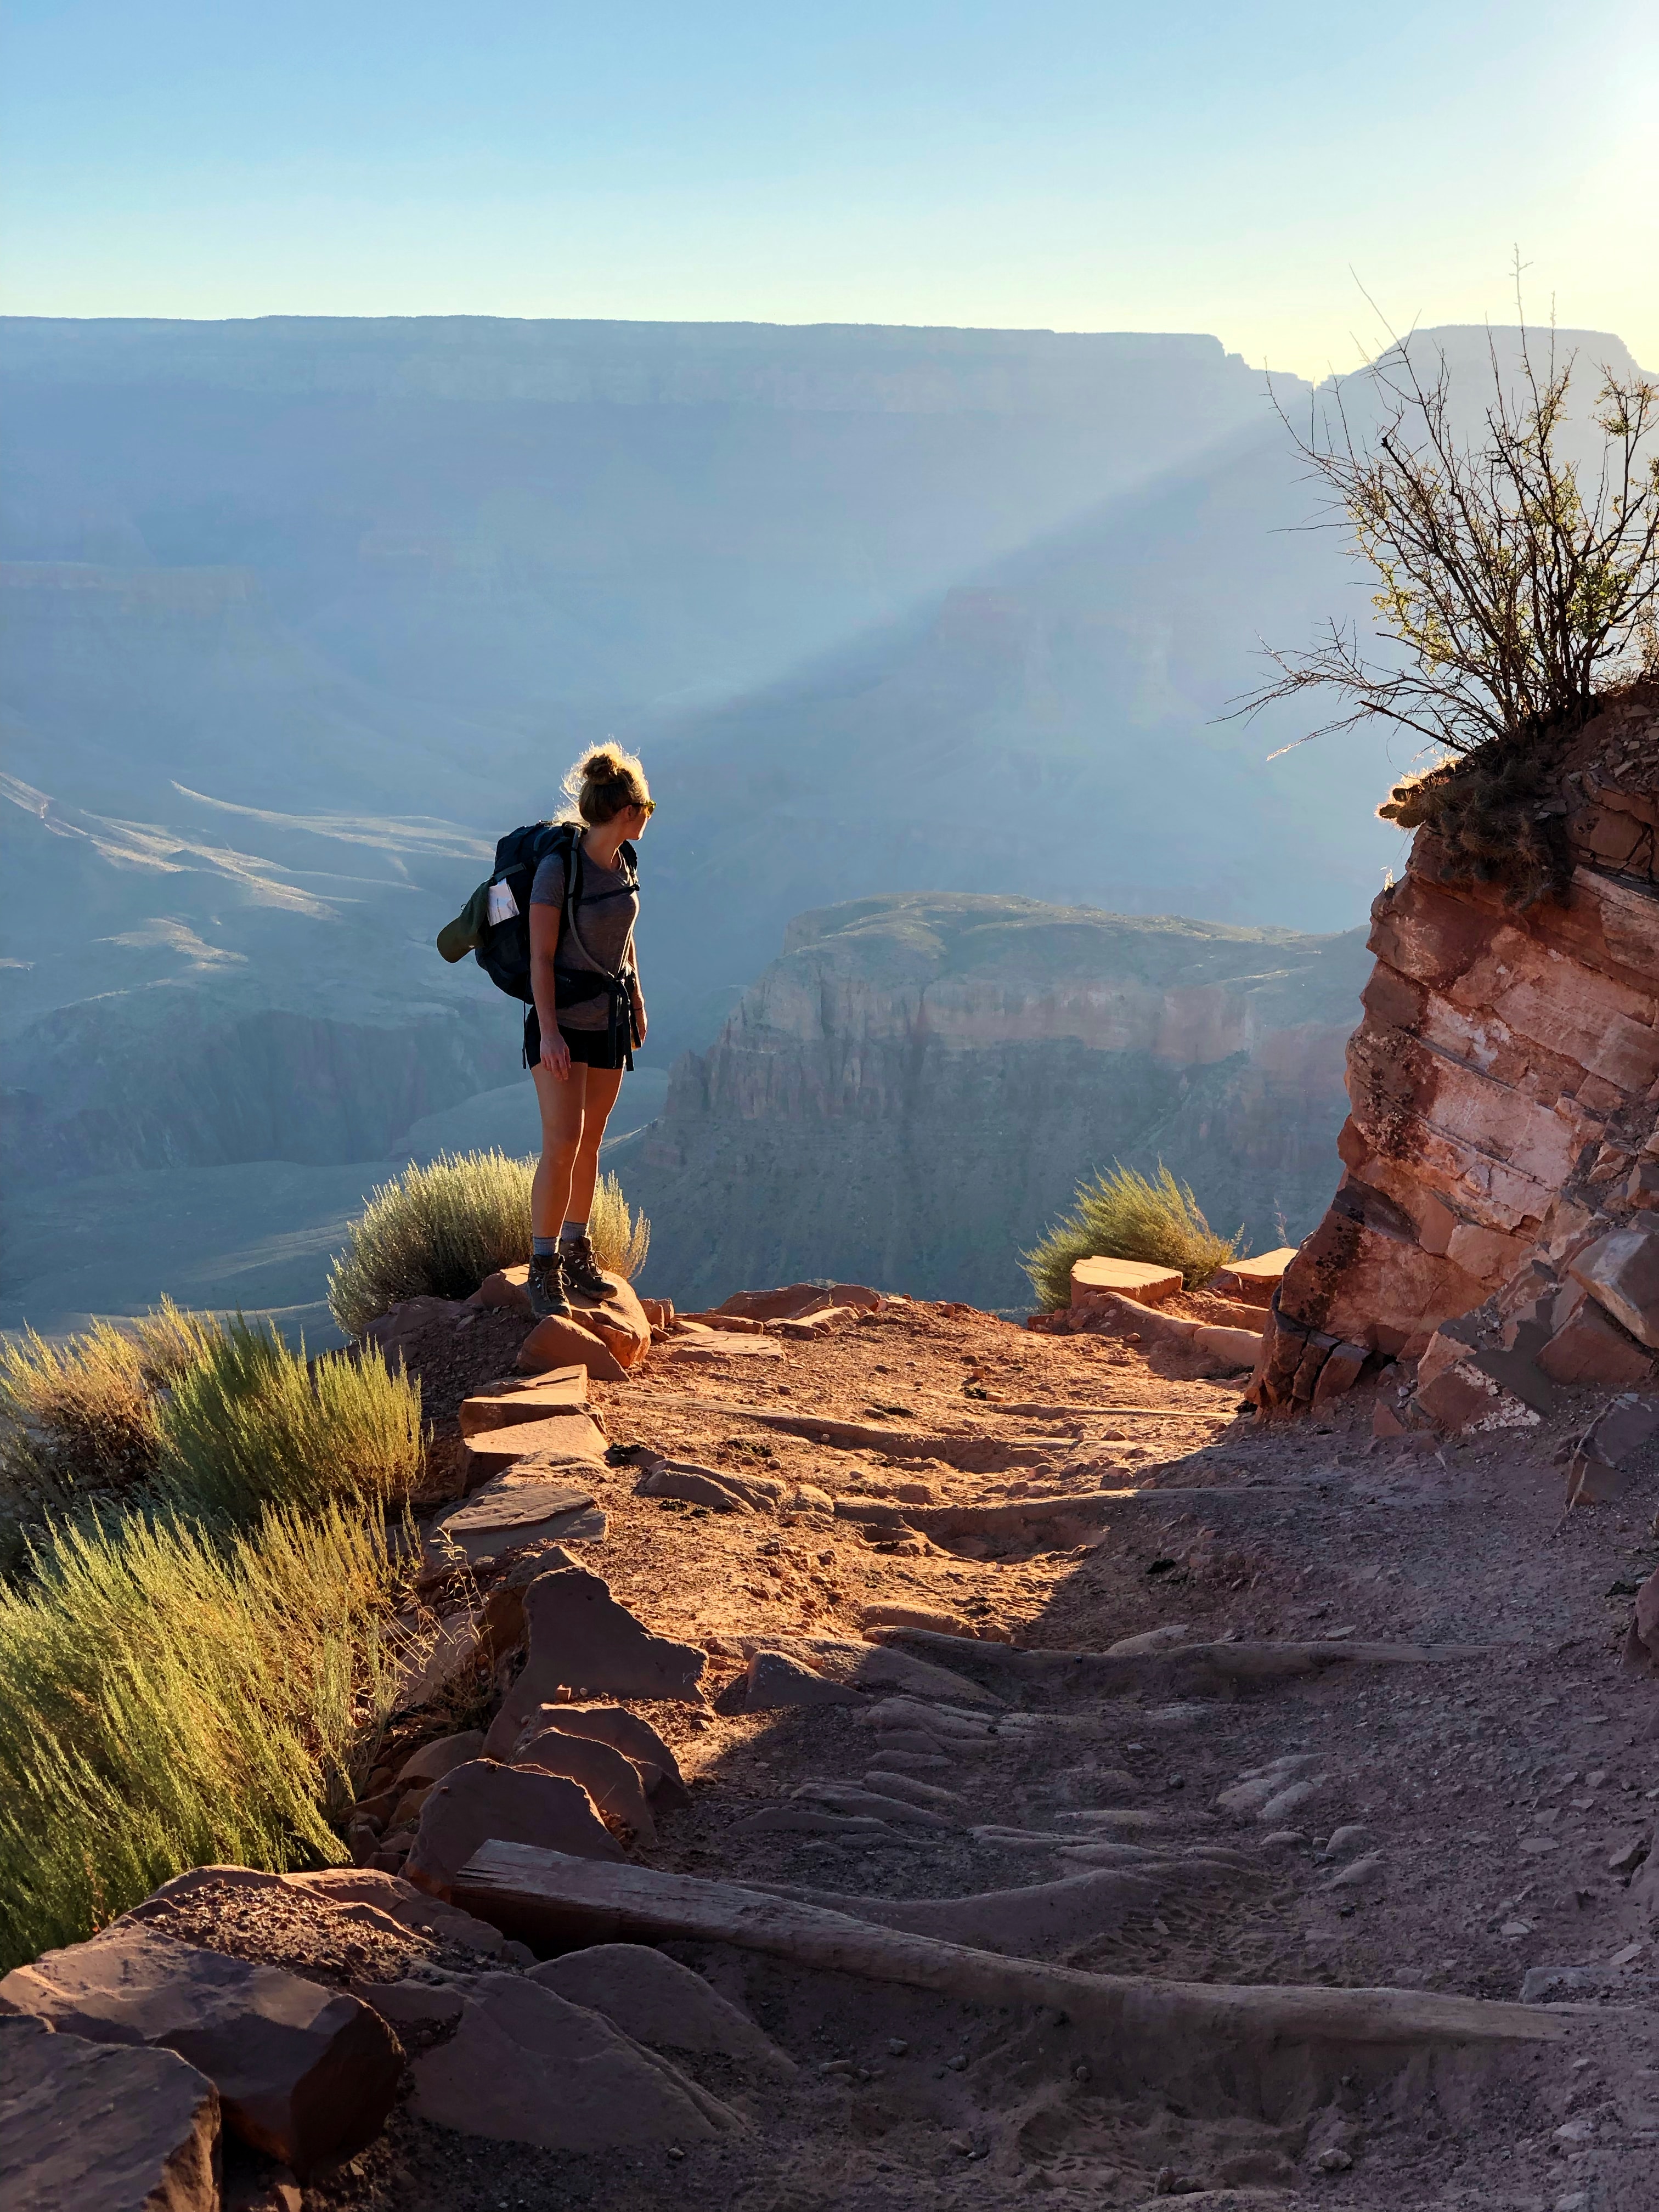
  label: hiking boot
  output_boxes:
[526,1250,573,1319]
[561,1233,618,1303]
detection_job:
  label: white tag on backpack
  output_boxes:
[486,879,520,925]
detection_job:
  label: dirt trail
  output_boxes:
[326,1299,1659,2212]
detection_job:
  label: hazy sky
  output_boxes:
[3,0,1654,376]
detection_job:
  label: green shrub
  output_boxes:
[159,1318,423,1525]
[327,1150,651,1334]
[1023,1162,1243,1311]
[0,1302,225,1572]
[0,1498,422,1970]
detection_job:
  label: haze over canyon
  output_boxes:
[2,313,1647,1326]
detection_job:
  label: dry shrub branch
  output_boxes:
[1234,284,1659,768]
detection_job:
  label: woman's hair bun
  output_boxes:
[560,739,652,826]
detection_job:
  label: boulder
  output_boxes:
[1210,1249,1299,1306]
[513,1729,659,1843]
[403,1759,623,1901]
[1569,1219,1659,1350]
[740,1649,861,1709]
[569,1276,653,1372]
[530,1945,795,2078]
[0,1925,400,2175]
[1070,1256,1183,1308]
[470,1268,536,1314]
[1073,1290,1256,1378]
[461,1409,609,1482]
[1191,1323,1263,1370]
[349,1977,466,2038]
[774,1306,861,1339]
[634,1459,784,1513]
[0,2013,221,2212]
[516,1312,627,1382]
[409,1971,740,2148]
[1538,1297,1656,1387]
[1566,1393,1659,1507]
[679,1311,769,1334]
[425,1475,606,1571]
[498,1702,692,1807]
[458,1367,588,1437]
[504,1566,707,1711]
[394,1730,487,1789]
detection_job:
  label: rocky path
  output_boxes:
[16,1295,1656,2212]
[301,1294,1656,2212]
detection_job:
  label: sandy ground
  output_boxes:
[247,1299,1659,2212]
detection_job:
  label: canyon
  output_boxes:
[618,892,1369,1311]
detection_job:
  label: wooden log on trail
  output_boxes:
[452,1846,1559,2118]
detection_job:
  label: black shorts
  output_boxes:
[523,1003,630,1070]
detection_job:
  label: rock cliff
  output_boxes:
[1250,681,1659,1423]
[618,893,1369,1309]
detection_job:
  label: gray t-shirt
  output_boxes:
[529,839,639,1030]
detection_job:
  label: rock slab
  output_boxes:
[507,1565,707,1710]
[1070,1256,1183,1307]
[404,1759,623,1901]
[409,1971,739,2148]
[0,2012,222,2212]
[0,1925,399,2176]
[531,1944,795,2077]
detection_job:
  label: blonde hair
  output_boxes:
[559,742,652,827]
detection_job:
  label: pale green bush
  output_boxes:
[327,1150,650,1334]
[159,1319,423,1525]
[1023,1162,1243,1311]
[0,1302,225,1571]
[0,1498,424,1970]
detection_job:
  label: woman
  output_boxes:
[525,743,653,1318]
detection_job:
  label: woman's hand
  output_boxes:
[630,993,647,1048]
[540,1028,572,1081]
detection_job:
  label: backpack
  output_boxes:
[436,820,638,1008]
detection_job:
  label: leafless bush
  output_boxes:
[1235,284,1659,760]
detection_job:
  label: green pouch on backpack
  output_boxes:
[436,879,492,963]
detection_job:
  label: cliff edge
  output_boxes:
[1250,680,1659,1425]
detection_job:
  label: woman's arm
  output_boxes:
[627,930,646,1048]
[529,898,571,1079]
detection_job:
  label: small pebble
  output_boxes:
[887,2038,909,2056]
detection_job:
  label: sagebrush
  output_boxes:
[1023,1162,1242,1311]
[327,1150,650,1334]
[159,1318,424,1525]
[0,1302,225,1572]
[0,1499,426,1969]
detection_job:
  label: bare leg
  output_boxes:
[566,1065,625,1221]
[531,1060,590,1239]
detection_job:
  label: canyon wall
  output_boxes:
[1251,682,1659,1424]
[619,893,1368,1310]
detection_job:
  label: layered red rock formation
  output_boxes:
[1251,684,1659,1425]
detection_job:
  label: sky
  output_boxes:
[2,0,1655,379]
